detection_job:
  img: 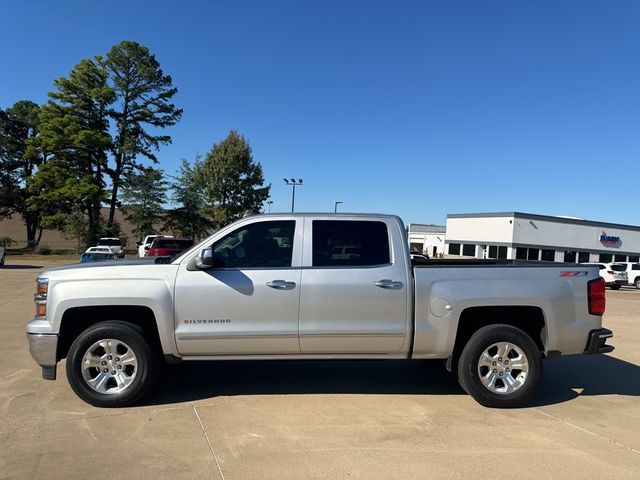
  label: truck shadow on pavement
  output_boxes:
[142,353,639,407]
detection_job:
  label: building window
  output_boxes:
[541,249,555,262]
[614,255,627,262]
[462,244,475,256]
[630,256,640,263]
[564,251,577,263]
[498,246,507,259]
[488,245,498,258]
[516,248,527,260]
[410,243,423,253]
[578,252,590,263]
[599,253,613,263]
[527,248,539,261]
[448,243,460,255]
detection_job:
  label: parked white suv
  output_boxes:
[97,238,124,258]
[612,262,640,289]
[582,263,628,290]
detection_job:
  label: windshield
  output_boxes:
[611,264,627,272]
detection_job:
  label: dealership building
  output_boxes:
[444,212,640,263]
[407,223,446,257]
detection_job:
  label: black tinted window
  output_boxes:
[156,239,193,248]
[611,264,627,272]
[448,243,460,255]
[462,244,475,256]
[97,239,121,246]
[541,249,555,262]
[312,220,389,267]
[578,252,590,263]
[212,220,295,268]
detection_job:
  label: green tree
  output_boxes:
[103,40,183,232]
[27,160,105,250]
[28,58,114,247]
[196,130,270,228]
[0,100,44,247]
[120,167,168,240]
[164,158,214,241]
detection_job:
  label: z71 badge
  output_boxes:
[560,271,588,277]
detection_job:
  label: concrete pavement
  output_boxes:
[1,258,639,479]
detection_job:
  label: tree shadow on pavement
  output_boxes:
[141,354,640,407]
[1,264,44,269]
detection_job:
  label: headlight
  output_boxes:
[35,278,48,319]
[36,277,48,297]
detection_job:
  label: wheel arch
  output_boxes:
[57,305,163,361]
[449,305,546,371]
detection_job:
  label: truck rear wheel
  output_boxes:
[66,321,156,407]
[457,324,542,408]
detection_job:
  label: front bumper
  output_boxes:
[27,332,58,380]
[584,328,614,355]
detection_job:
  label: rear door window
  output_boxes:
[611,264,627,272]
[312,220,390,267]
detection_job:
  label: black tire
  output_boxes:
[610,285,621,290]
[457,324,542,408]
[635,278,640,290]
[66,321,156,407]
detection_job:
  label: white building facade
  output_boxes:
[445,212,640,263]
[407,224,446,257]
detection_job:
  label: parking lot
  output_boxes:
[1,258,639,479]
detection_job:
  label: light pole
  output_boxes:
[266,200,273,213]
[334,201,343,212]
[284,178,303,212]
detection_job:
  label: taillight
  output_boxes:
[588,277,606,316]
[606,270,614,275]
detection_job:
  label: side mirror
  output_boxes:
[195,248,225,270]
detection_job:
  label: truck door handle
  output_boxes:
[266,280,297,290]
[374,279,403,290]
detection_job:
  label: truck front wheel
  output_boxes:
[457,324,542,408]
[66,321,156,407]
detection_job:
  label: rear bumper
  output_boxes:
[584,328,614,355]
[27,332,58,380]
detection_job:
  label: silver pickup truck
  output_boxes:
[27,213,613,408]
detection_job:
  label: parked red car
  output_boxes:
[145,238,194,257]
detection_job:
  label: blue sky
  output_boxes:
[1,1,639,226]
